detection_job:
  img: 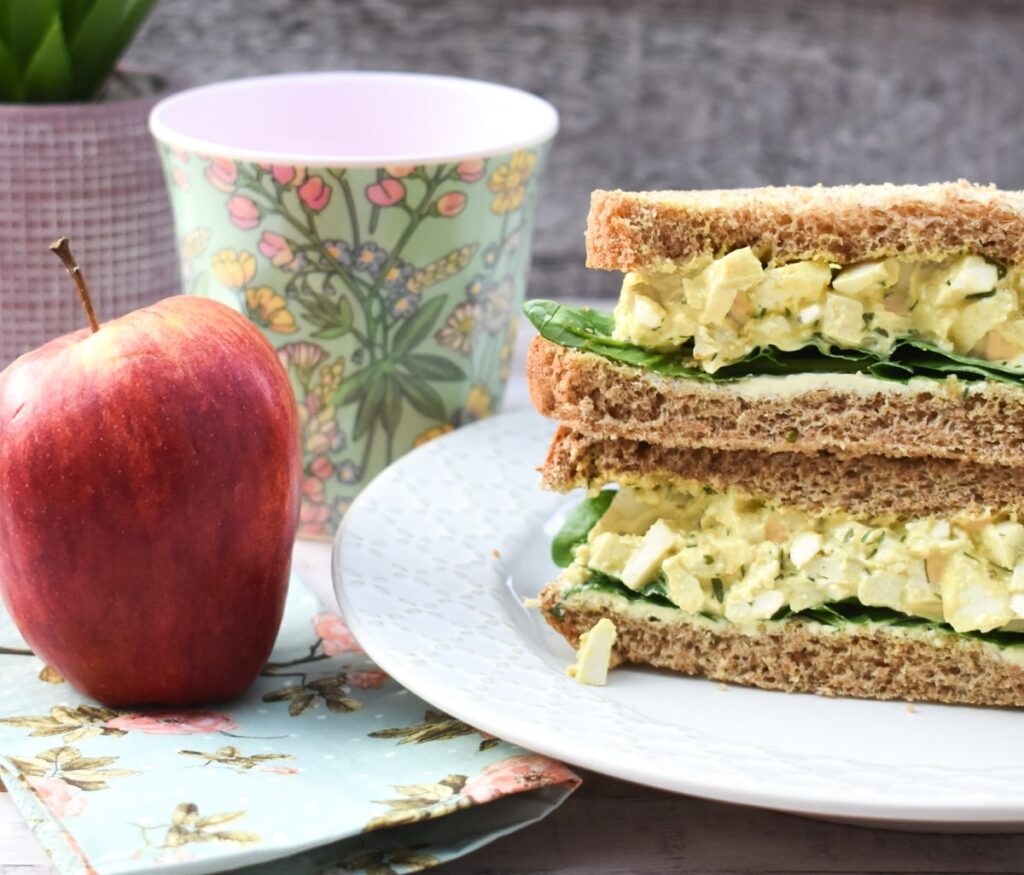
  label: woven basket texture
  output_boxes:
[0,91,178,368]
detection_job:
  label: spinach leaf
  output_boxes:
[562,575,1024,649]
[523,299,1024,386]
[551,488,616,567]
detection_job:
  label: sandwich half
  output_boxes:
[527,181,1024,706]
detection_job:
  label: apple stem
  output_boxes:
[49,237,100,333]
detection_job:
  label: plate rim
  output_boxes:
[334,410,1024,826]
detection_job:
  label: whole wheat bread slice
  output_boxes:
[527,336,1024,467]
[586,181,1024,272]
[539,582,1024,708]
[542,426,1024,518]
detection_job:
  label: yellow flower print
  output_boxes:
[487,150,537,215]
[212,249,256,289]
[314,359,346,403]
[245,287,298,334]
[180,228,211,264]
[414,422,454,447]
[465,384,492,420]
[434,300,476,356]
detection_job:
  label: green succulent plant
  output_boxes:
[0,0,156,103]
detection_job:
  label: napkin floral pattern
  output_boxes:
[0,577,579,875]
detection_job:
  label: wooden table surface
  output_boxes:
[5,315,1024,874]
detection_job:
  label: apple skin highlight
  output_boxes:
[0,296,301,706]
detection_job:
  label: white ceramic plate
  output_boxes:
[334,411,1024,831]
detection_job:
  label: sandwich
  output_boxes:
[526,181,1024,707]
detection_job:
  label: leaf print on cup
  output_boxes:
[204,157,237,193]
[105,711,239,735]
[228,195,261,229]
[298,175,331,212]
[211,249,256,289]
[27,776,87,817]
[460,754,581,804]
[487,150,537,214]
[245,287,298,334]
[366,178,406,207]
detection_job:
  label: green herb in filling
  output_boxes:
[523,299,1024,385]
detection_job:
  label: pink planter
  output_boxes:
[0,83,179,368]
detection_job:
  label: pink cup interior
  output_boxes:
[150,72,559,166]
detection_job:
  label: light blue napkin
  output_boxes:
[0,574,579,874]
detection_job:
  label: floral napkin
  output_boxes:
[0,575,579,875]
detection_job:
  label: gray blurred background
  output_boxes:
[127,0,1024,299]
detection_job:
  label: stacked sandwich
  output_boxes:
[526,181,1024,706]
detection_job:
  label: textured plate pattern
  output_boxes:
[335,411,1024,825]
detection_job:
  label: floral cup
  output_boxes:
[150,73,557,539]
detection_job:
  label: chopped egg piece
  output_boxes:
[621,519,677,589]
[566,618,617,686]
[568,484,1024,635]
[821,293,865,346]
[831,259,899,296]
[612,251,1024,372]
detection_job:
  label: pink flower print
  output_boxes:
[310,454,334,479]
[313,611,363,655]
[260,765,300,776]
[299,176,331,212]
[385,165,416,178]
[205,157,237,192]
[299,500,331,539]
[171,146,190,164]
[172,166,189,191]
[271,164,306,187]
[303,475,326,504]
[104,711,239,735]
[28,776,87,818]
[347,670,388,689]
[366,178,406,207]
[436,191,466,217]
[228,195,261,229]
[259,231,295,269]
[457,158,486,182]
[461,755,580,804]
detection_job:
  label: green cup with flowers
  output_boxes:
[151,72,557,538]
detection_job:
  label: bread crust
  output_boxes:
[527,336,1024,467]
[542,426,1024,518]
[586,181,1024,272]
[539,583,1024,708]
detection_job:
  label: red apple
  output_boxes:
[0,285,301,706]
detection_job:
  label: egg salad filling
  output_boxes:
[553,485,1024,641]
[613,249,1024,373]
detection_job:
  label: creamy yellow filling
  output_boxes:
[613,248,1024,373]
[569,486,1024,634]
